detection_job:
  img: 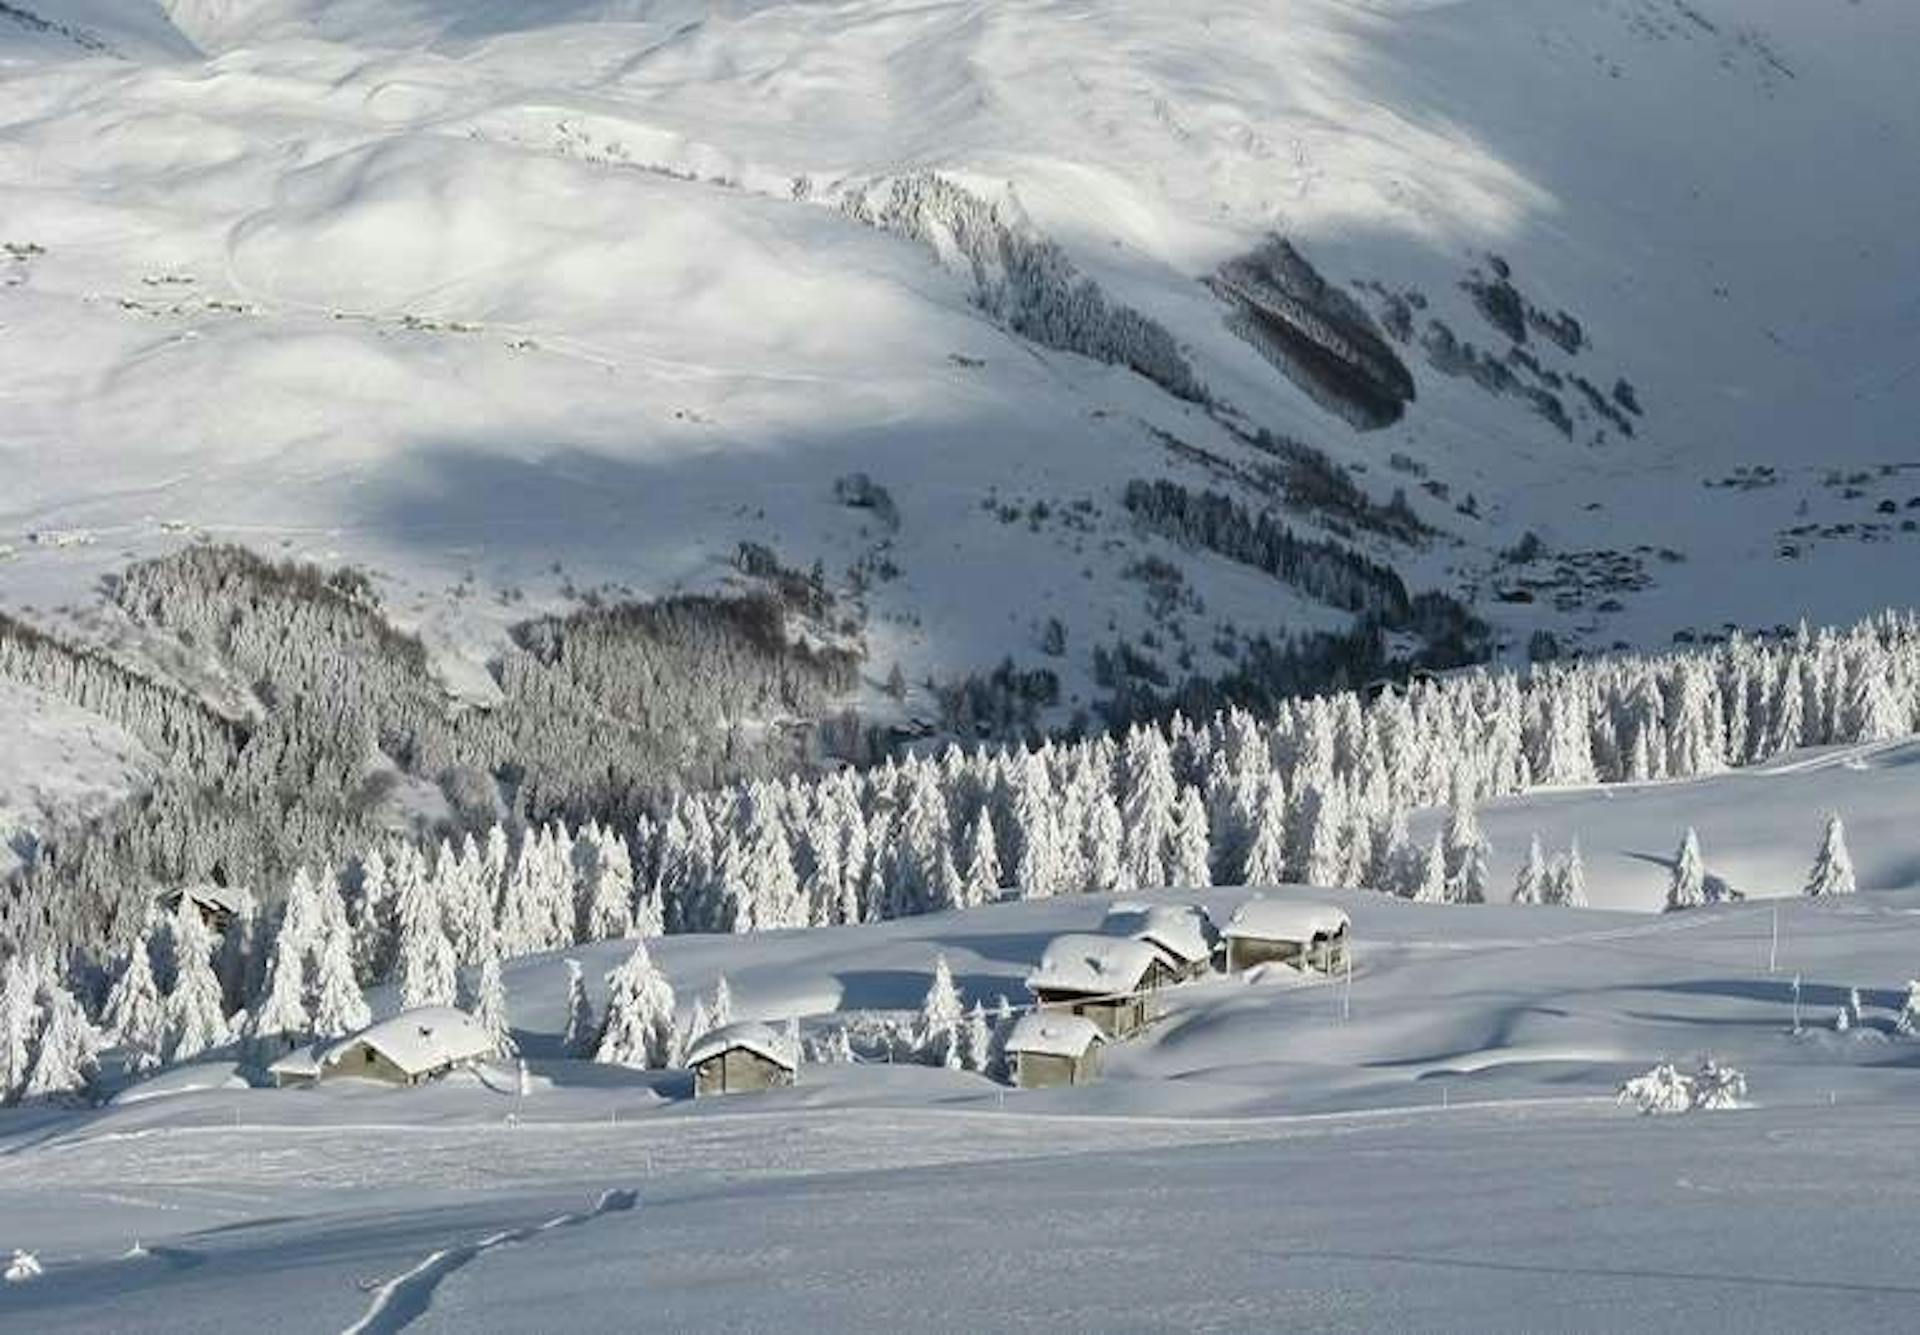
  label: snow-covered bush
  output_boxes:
[1690,1057,1747,1111]
[1895,981,1920,1037]
[1617,1062,1695,1115]
[1617,1057,1748,1115]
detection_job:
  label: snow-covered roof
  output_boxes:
[320,1007,494,1077]
[266,1045,321,1079]
[1106,903,1217,966]
[1221,899,1350,943]
[1005,1010,1105,1059]
[1026,933,1161,998]
[159,883,250,916]
[684,1020,798,1072]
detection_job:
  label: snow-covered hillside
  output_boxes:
[4,0,1919,710]
[9,868,1920,1331]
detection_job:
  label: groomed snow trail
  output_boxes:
[343,1188,638,1335]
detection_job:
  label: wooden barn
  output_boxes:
[687,1021,798,1097]
[1220,899,1351,975]
[1025,934,1166,1038]
[1004,1011,1104,1089]
[269,1007,496,1089]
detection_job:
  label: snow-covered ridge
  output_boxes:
[3,0,1919,713]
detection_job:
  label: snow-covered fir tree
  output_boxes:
[1551,837,1588,908]
[395,852,459,1011]
[245,908,312,1060]
[917,953,964,1069]
[165,901,231,1064]
[1511,833,1549,906]
[1409,831,1448,905]
[576,823,637,943]
[959,1000,992,1074]
[22,979,100,1102]
[1805,812,1856,897]
[471,946,516,1058]
[1239,772,1289,885]
[1442,771,1490,905]
[1169,786,1213,888]
[1665,828,1707,912]
[0,957,43,1104]
[595,940,678,1070]
[101,932,166,1074]
[562,958,597,1058]
[708,974,734,1029]
[309,909,370,1041]
[960,810,1001,908]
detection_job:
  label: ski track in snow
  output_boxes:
[343,1187,638,1335]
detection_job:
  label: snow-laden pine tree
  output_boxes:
[1298,783,1348,887]
[1805,813,1857,897]
[1120,727,1178,890]
[577,825,636,942]
[1511,833,1549,906]
[165,902,231,1064]
[709,974,734,1029]
[1169,786,1213,888]
[395,851,459,1011]
[1409,831,1448,905]
[102,932,166,1074]
[309,908,370,1041]
[562,958,597,1058]
[684,996,713,1056]
[595,940,678,1070]
[960,810,1001,908]
[959,1000,992,1074]
[22,980,100,1102]
[1082,789,1124,893]
[0,957,42,1103]
[1442,772,1490,904]
[1010,751,1062,897]
[245,909,312,1059]
[918,953,964,1068]
[1239,772,1289,886]
[472,943,516,1058]
[350,847,394,985]
[1551,837,1589,908]
[1665,828,1707,912]
[631,855,666,941]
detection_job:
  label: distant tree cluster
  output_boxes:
[1122,478,1416,621]
[841,173,1208,404]
[2,544,861,959]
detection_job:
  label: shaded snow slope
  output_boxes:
[3,0,1918,705]
[0,679,154,876]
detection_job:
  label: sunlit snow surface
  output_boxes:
[6,745,1920,1331]
[3,0,1920,699]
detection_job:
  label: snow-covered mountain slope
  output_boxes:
[3,0,1918,706]
[9,875,1920,1330]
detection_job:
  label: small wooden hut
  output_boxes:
[1005,1011,1105,1089]
[687,1021,798,1097]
